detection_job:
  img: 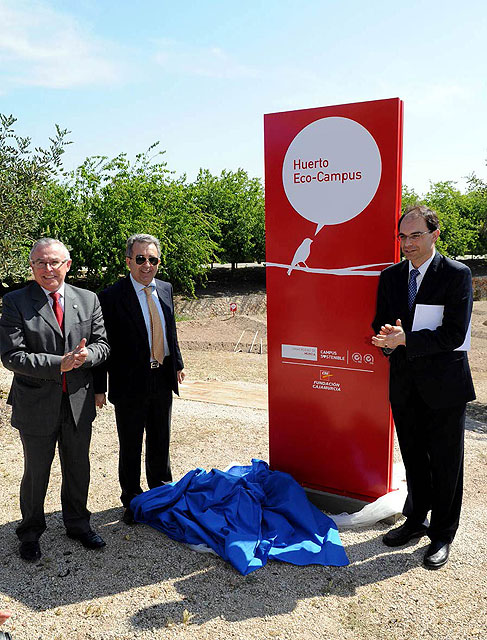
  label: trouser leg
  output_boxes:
[426,403,465,543]
[391,399,432,526]
[114,400,145,507]
[145,356,173,489]
[145,373,173,488]
[16,431,57,542]
[57,395,92,535]
[392,393,465,542]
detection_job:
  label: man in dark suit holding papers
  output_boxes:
[372,205,475,569]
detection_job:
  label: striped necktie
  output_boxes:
[408,269,420,310]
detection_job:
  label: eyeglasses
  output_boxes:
[31,259,69,269]
[132,255,160,266]
[397,231,433,242]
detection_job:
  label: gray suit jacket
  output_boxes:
[0,282,109,434]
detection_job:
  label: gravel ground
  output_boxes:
[0,304,486,640]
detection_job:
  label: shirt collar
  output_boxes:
[409,249,435,277]
[130,273,156,293]
[41,283,66,298]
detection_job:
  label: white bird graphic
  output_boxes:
[287,238,313,275]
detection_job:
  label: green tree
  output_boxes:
[401,185,422,213]
[423,181,478,258]
[465,172,487,255]
[40,146,217,294]
[0,114,70,285]
[193,168,265,270]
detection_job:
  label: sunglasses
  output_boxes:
[132,255,160,266]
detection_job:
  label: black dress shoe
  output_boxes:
[424,540,450,569]
[122,507,135,525]
[19,540,41,562]
[67,529,106,549]
[383,521,428,547]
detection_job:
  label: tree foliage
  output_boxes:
[39,147,218,294]
[465,173,487,254]
[401,185,421,212]
[0,114,70,284]
[423,181,478,258]
[4,112,487,294]
[402,176,487,258]
[192,168,265,270]
[38,146,264,293]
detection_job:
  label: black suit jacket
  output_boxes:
[92,276,183,403]
[373,252,475,410]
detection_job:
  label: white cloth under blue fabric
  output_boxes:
[130,459,349,575]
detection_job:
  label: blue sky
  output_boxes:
[1,0,486,194]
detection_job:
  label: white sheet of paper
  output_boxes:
[412,304,471,351]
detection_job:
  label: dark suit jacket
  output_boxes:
[92,275,184,403]
[373,252,475,410]
[0,282,110,434]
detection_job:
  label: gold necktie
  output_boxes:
[143,287,165,364]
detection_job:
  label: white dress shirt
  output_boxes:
[130,274,170,359]
[41,283,66,312]
[409,250,435,292]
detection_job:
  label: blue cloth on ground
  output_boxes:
[130,459,349,575]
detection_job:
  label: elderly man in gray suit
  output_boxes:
[0,238,110,562]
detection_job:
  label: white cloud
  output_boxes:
[0,0,121,89]
[153,39,260,80]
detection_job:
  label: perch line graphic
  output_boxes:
[268,260,393,277]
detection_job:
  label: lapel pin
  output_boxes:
[73,304,78,309]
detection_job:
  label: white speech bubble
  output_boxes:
[282,117,381,233]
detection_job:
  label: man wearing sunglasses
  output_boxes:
[0,238,109,561]
[93,234,184,525]
[372,205,475,569]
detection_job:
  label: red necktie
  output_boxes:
[50,292,67,392]
[50,292,63,328]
